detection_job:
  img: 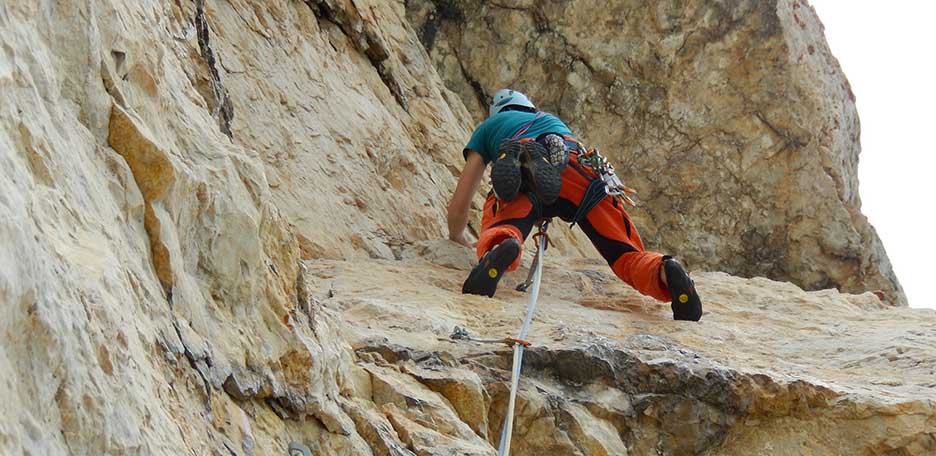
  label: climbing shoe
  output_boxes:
[462,238,521,297]
[520,140,562,205]
[491,139,524,202]
[663,256,702,321]
[542,134,570,170]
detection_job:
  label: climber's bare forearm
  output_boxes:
[448,152,485,244]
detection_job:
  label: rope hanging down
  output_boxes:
[447,221,551,455]
[496,220,550,456]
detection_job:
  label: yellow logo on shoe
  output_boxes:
[679,294,689,304]
[499,153,507,159]
[488,268,499,278]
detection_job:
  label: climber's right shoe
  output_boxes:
[491,139,524,202]
[663,256,703,321]
[520,140,562,205]
[462,238,521,298]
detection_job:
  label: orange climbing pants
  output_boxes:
[477,152,671,302]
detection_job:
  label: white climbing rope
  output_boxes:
[496,222,549,456]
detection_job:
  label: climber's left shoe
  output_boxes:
[462,238,521,298]
[663,256,702,321]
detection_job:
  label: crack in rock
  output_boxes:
[195,0,234,138]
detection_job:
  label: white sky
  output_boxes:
[808,1,935,308]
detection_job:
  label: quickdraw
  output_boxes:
[516,220,551,292]
[449,326,531,348]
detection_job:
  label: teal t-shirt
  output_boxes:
[464,111,574,164]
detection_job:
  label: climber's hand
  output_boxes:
[450,232,477,249]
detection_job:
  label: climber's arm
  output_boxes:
[447,151,485,247]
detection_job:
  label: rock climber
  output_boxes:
[447,89,703,321]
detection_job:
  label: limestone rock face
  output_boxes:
[1,0,929,455]
[1,0,472,453]
[406,0,906,305]
[314,241,936,456]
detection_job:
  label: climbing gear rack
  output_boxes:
[577,147,638,207]
[567,147,638,228]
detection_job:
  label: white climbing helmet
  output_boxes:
[489,89,536,117]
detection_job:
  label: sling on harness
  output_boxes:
[512,111,545,140]
[515,221,550,292]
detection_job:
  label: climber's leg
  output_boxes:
[578,205,670,302]
[579,197,701,320]
[463,192,538,297]
[475,192,538,273]
[546,160,667,300]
